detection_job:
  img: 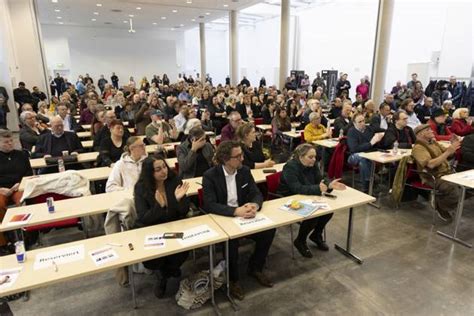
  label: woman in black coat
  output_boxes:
[134,155,190,298]
[277,143,346,258]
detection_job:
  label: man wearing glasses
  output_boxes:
[220,111,243,141]
[202,140,275,300]
[347,113,384,193]
[380,110,416,149]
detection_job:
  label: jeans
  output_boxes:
[348,153,372,189]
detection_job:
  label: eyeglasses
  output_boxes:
[355,120,365,124]
[230,153,243,159]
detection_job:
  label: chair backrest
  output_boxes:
[266,171,282,196]
[27,193,72,205]
[174,162,179,174]
[197,188,204,208]
[300,131,305,143]
[254,117,263,125]
[174,144,180,157]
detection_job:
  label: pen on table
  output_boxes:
[52,261,58,272]
[106,243,123,247]
[195,182,202,186]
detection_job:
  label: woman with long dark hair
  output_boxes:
[134,155,190,298]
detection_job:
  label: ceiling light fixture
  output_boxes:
[128,18,136,33]
[172,9,178,13]
[191,19,196,21]
[129,14,134,17]
[52,0,58,3]
[223,4,229,7]
[58,22,64,24]
[171,28,175,31]
[136,7,141,10]
[205,12,210,15]
[54,9,60,12]
[91,18,96,21]
[93,12,99,15]
[187,0,192,3]
[123,20,128,23]
[153,22,157,25]
[161,16,166,20]
[96,3,102,7]
[56,16,62,19]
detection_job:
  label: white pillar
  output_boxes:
[279,0,290,90]
[229,10,239,86]
[199,23,206,83]
[370,0,394,105]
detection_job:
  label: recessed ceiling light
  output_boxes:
[136,7,141,10]
[172,9,178,13]
[152,22,157,25]
[91,18,96,21]
[123,20,128,23]
[56,16,62,19]
[54,9,60,12]
[186,0,192,3]
[180,24,184,27]
[58,22,64,24]
[52,0,58,3]
[223,4,229,7]
[205,12,210,15]
[171,28,175,31]
[161,16,166,20]
[96,3,102,7]
[93,12,99,15]
[191,19,196,22]
[128,14,134,17]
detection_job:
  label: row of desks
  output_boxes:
[0,188,375,302]
[7,164,286,232]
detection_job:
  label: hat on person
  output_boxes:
[150,109,164,117]
[414,124,431,135]
[431,108,445,119]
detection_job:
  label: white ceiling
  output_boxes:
[37,0,263,30]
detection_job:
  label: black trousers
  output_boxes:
[296,213,333,242]
[143,251,189,278]
[228,228,276,282]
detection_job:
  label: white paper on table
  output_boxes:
[34,245,85,270]
[0,267,22,290]
[461,173,474,180]
[178,224,218,246]
[144,234,166,249]
[89,247,119,266]
[233,214,273,231]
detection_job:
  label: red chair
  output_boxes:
[254,117,263,125]
[265,172,282,200]
[174,162,179,174]
[24,193,84,245]
[197,188,204,209]
[300,131,305,143]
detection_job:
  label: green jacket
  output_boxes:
[277,158,325,196]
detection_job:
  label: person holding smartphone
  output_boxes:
[177,126,214,179]
[277,143,346,258]
[134,155,190,298]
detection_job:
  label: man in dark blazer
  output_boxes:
[57,103,83,133]
[370,103,392,132]
[332,102,353,137]
[202,140,275,301]
[236,94,258,121]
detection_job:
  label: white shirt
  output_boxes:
[173,113,187,132]
[380,116,388,130]
[223,166,238,207]
[407,112,421,130]
[62,115,71,131]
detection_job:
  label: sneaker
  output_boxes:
[293,239,313,258]
[309,234,330,251]
[229,282,245,301]
[437,208,452,222]
[247,270,274,288]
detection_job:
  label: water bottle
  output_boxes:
[393,141,399,155]
[15,241,26,263]
[58,158,66,173]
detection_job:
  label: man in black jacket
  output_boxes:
[19,111,49,151]
[370,103,392,132]
[332,102,352,137]
[380,111,416,149]
[203,140,275,300]
[236,94,258,121]
[13,82,36,109]
[57,103,83,132]
[415,97,434,123]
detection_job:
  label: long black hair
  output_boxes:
[136,153,176,198]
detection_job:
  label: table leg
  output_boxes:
[437,187,472,248]
[334,208,363,264]
[128,265,138,309]
[320,147,326,177]
[368,161,380,208]
[209,245,221,316]
[224,240,239,311]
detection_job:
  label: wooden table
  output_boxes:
[0,215,227,312]
[77,128,135,139]
[9,164,285,232]
[282,130,303,149]
[358,149,412,206]
[437,170,474,248]
[29,152,100,170]
[209,188,375,301]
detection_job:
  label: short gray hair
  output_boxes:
[20,111,35,124]
[309,112,321,122]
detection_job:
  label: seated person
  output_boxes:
[237,94,258,121]
[332,103,353,137]
[0,130,33,249]
[415,97,433,123]
[21,103,49,125]
[208,96,227,133]
[200,109,214,132]
[412,124,460,221]
[173,104,189,134]
[370,103,392,132]
[347,113,384,192]
[33,116,84,158]
[106,136,148,192]
[450,108,473,137]
[19,110,49,151]
[399,98,421,130]
[221,111,243,141]
[460,133,474,170]
[236,122,275,169]
[145,110,178,145]
[304,112,333,169]
[94,110,131,150]
[177,127,214,179]
[277,143,346,257]
[261,100,276,125]
[203,141,275,300]
[56,102,83,132]
[380,110,416,149]
[79,99,97,125]
[301,99,328,128]
[427,108,453,141]
[91,110,105,138]
[328,98,342,119]
[97,119,129,167]
[134,155,190,298]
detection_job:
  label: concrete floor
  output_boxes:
[5,192,474,316]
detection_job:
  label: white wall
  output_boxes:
[41,24,185,85]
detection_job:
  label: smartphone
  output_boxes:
[263,169,277,173]
[322,192,337,199]
[163,232,184,239]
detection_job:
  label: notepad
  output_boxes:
[7,213,32,226]
[280,199,329,217]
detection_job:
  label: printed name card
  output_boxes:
[0,267,22,290]
[34,245,85,270]
[178,225,218,246]
[233,214,274,231]
[89,247,119,266]
[144,234,166,249]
